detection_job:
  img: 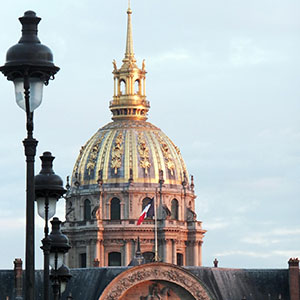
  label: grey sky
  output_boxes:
[0,0,299,269]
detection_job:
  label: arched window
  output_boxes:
[143,252,154,263]
[84,199,91,221]
[171,199,179,220]
[142,197,153,220]
[142,197,152,210]
[120,80,126,95]
[134,80,140,94]
[110,197,120,220]
[108,252,121,266]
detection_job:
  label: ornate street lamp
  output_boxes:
[50,264,72,298]
[48,218,71,300]
[0,11,59,299]
[35,152,66,300]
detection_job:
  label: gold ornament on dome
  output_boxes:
[138,132,151,174]
[87,145,99,175]
[74,145,86,175]
[87,133,105,176]
[111,131,124,174]
[155,133,175,175]
[112,59,117,71]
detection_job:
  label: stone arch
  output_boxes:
[98,262,213,300]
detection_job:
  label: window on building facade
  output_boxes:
[110,197,120,220]
[142,197,152,209]
[84,199,91,221]
[134,79,140,94]
[142,197,152,220]
[108,252,121,266]
[143,251,155,263]
[120,80,126,95]
[171,199,179,220]
[80,253,87,268]
[177,253,183,266]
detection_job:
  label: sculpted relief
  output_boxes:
[99,263,212,300]
[124,280,193,300]
[140,283,172,300]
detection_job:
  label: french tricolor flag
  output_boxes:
[137,198,154,225]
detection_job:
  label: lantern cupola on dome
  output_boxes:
[109,5,149,121]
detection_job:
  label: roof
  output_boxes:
[0,265,290,300]
[186,266,289,300]
[70,120,189,190]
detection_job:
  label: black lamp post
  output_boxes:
[50,264,72,298]
[0,11,59,300]
[35,152,66,300]
[48,217,71,300]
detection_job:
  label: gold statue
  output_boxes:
[112,59,117,71]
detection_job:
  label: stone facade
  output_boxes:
[63,182,205,268]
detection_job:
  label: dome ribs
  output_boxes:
[70,121,189,187]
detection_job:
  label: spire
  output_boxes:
[110,5,149,121]
[124,1,135,62]
[128,237,145,266]
[136,236,141,255]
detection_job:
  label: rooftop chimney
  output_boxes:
[288,258,299,300]
[14,258,23,299]
[213,258,218,268]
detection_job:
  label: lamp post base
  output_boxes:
[42,236,51,300]
[23,137,38,300]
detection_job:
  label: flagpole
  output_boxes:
[154,194,158,262]
[155,170,164,262]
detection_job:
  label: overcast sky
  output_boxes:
[0,0,299,270]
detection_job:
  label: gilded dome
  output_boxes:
[72,120,189,188]
[71,7,189,190]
